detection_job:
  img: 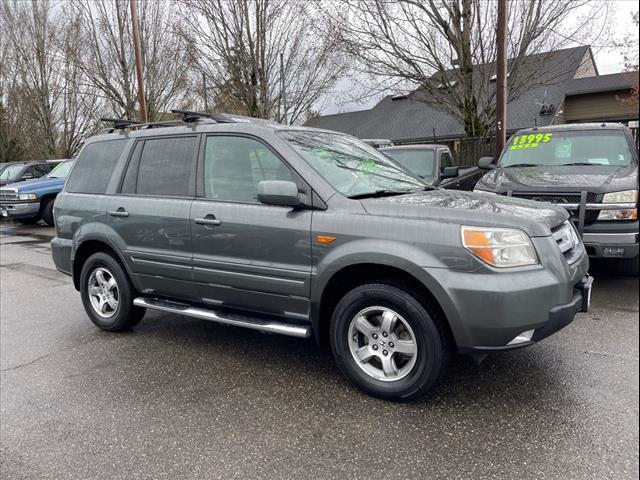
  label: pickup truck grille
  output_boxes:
[512,192,601,224]
[551,221,583,264]
[0,189,18,201]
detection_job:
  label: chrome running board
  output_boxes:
[133,297,311,339]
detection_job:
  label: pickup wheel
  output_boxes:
[40,198,55,227]
[79,252,145,331]
[330,283,450,402]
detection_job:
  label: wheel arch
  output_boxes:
[71,239,131,291]
[312,263,456,349]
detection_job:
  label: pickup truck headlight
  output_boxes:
[461,226,538,268]
[599,190,638,220]
[18,193,38,201]
[602,190,638,203]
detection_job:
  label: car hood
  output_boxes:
[2,177,65,192]
[476,164,638,194]
[360,189,568,237]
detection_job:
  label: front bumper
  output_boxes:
[0,201,40,218]
[418,237,590,354]
[582,221,638,259]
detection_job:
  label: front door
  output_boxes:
[108,135,199,297]
[190,134,312,321]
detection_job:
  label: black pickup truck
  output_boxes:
[380,144,483,190]
[475,123,639,275]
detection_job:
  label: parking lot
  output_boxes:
[0,222,638,480]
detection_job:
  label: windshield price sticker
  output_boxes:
[510,133,552,150]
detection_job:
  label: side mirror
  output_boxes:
[257,180,300,207]
[478,157,496,170]
[21,173,34,180]
[441,166,459,179]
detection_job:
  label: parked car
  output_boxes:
[475,123,638,275]
[51,114,591,401]
[380,144,483,190]
[0,160,61,187]
[0,159,74,226]
[362,138,394,149]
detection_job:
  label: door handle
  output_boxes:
[109,208,129,218]
[195,215,221,227]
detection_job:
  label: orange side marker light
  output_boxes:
[317,235,337,244]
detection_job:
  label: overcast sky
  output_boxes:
[320,0,639,115]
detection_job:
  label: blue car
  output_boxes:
[0,159,74,226]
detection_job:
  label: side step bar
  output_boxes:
[133,297,311,339]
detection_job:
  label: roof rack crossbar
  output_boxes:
[170,109,214,123]
[100,118,144,130]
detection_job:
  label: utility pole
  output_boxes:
[495,0,507,157]
[280,53,287,125]
[130,0,147,122]
[202,73,209,112]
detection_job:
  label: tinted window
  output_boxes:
[204,136,293,203]
[383,149,436,178]
[440,151,453,169]
[34,164,50,177]
[132,136,198,197]
[66,140,128,194]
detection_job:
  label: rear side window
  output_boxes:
[66,140,128,194]
[125,136,198,197]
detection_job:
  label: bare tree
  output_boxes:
[616,10,639,106]
[71,0,192,121]
[180,0,346,124]
[1,0,102,161]
[329,0,613,137]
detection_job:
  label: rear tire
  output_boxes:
[330,283,451,402]
[40,198,55,227]
[80,252,145,331]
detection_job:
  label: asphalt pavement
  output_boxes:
[1,221,638,480]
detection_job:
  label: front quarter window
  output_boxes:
[278,130,425,197]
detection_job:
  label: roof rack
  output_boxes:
[170,109,213,122]
[100,118,144,130]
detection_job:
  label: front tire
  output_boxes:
[330,283,451,402]
[80,252,145,331]
[40,198,55,227]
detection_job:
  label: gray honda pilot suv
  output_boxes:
[51,112,592,401]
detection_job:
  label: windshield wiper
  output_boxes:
[502,163,541,168]
[348,190,411,199]
[557,162,598,166]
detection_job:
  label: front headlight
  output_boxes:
[602,190,638,203]
[599,190,638,220]
[18,193,37,201]
[461,226,538,268]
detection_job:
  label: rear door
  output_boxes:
[189,134,312,320]
[107,135,199,297]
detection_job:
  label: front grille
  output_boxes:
[0,189,18,201]
[512,192,599,204]
[551,221,583,264]
[513,192,601,225]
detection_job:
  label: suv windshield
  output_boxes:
[47,160,74,178]
[0,164,25,180]
[499,130,634,168]
[279,130,425,197]
[382,149,436,178]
